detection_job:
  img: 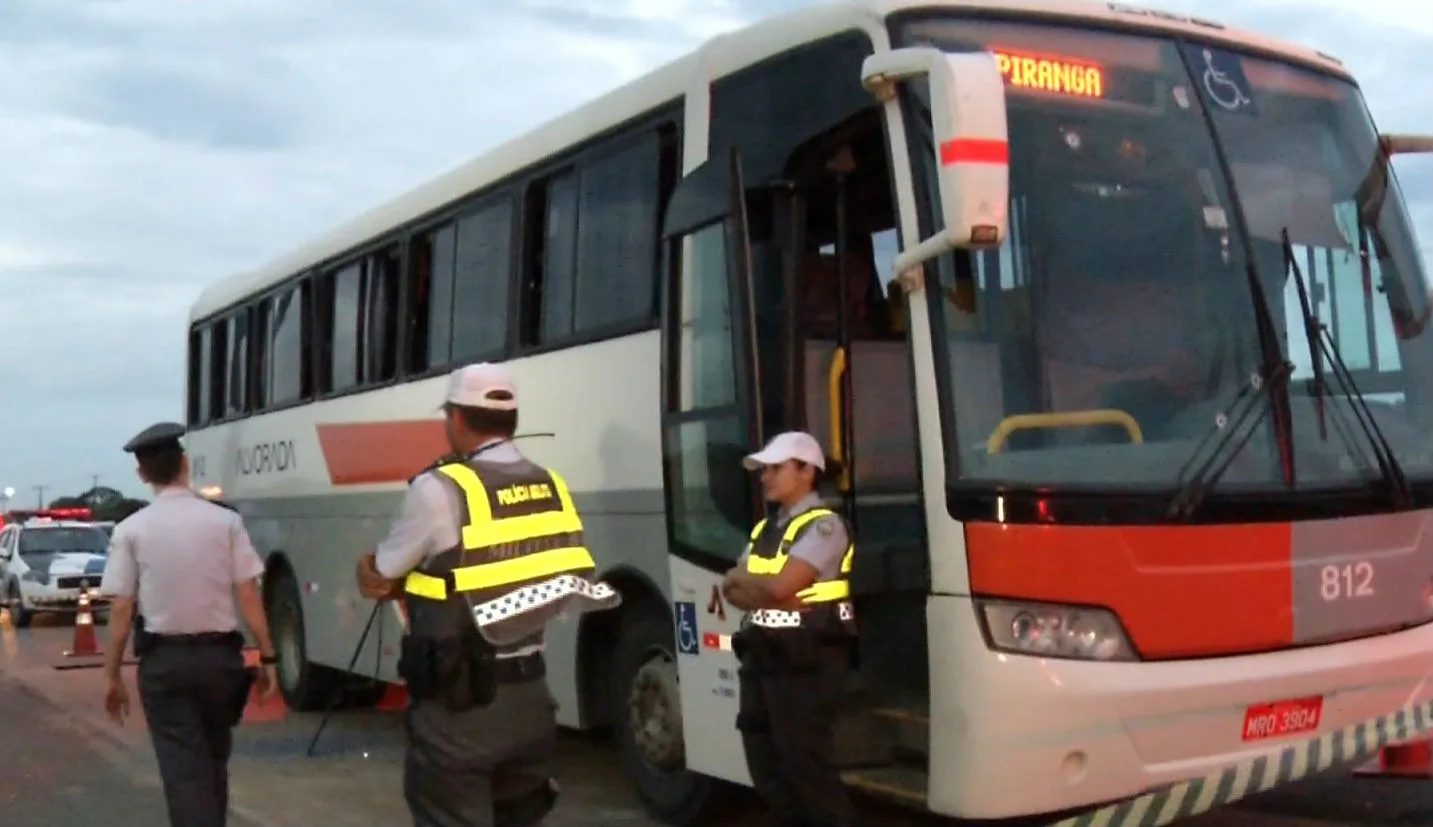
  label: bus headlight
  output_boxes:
[976,599,1139,662]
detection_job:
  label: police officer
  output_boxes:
[354,361,621,827]
[98,421,279,827]
[721,430,858,827]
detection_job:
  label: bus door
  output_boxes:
[778,111,931,701]
[658,148,767,785]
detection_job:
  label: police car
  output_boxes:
[0,516,110,628]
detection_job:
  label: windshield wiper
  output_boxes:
[1167,244,1297,521]
[1167,357,1292,520]
[1281,228,1412,507]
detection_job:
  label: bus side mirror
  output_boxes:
[862,48,1009,277]
[1382,134,1433,156]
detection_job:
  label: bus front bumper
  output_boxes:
[927,595,1433,819]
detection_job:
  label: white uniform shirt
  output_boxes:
[98,487,264,635]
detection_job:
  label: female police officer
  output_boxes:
[721,430,858,827]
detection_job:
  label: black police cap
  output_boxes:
[123,422,187,455]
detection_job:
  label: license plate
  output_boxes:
[1242,696,1323,741]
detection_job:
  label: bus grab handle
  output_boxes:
[986,409,1143,454]
[828,347,852,491]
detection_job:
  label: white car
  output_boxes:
[0,518,110,628]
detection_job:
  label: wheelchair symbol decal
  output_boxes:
[1200,48,1252,112]
[674,601,700,655]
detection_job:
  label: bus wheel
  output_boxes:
[611,605,714,826]
[268,570,335,711]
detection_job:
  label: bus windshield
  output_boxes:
[894,16,1433,502]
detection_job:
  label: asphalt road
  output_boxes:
[5,613,1433,827]
[0,678,262,827]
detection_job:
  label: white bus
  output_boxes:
[183,0,1433,824]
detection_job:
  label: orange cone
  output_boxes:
[1353,738,1433,778]
[240,648,288,724]
[375,682,408,712]
[64,590,102,658]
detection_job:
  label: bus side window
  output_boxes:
[267,282,307,406]
[226,308,250,416]
[208,317,229,419]
[405,232,436,374]
[451,197,515,362]
[251,298,272,409]
[362,244,402,386]
[187,325,212,426]
[325,262,363,393]
[519,171,578,347]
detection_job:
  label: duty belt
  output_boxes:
[749,602,854,629]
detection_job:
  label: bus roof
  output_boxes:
[188,0,1347,324]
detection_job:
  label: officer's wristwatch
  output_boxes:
[259,653,278,666]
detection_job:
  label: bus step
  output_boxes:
[871,697,929,757]
[841,764,929,808]
[832,708,896,768]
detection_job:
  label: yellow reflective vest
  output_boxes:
[403,457,611,646]
[744,507,854,630]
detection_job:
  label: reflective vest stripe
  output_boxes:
[744,508,853,607]
[751,602,854,628]
[403,463,596,601]
[795,578,849,603]
[436,463,584,548]
[405,546,596,600]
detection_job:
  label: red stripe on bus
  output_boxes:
[966,521,1292,659]
[939,138,1009,166]
[315,420,449,486]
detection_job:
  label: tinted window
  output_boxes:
[19,527,109,555]
[406,226,456,373]
[710,33,874,184]
[429,226,457,367]
[452,197,514,360]
[188,326,212,425]
[208,318,229,418]
[574,134,662,330]
[364,247,401,384]
[226,310,249,415]
[250,300,271,407]
[269,284,304,404]
[330,263,362,391]
[540,173,579,342]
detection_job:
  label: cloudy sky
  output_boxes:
[0,0,1428,504]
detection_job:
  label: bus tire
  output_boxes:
[610,604,715,826]
[268,570,335,711]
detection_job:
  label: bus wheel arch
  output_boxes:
[600,575,722,826]
[579,566,663,725]
[263,555,336,711]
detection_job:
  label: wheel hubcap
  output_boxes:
[627,651,684,772]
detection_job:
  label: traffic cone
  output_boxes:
[1353,738,1433,778]
[374,682,408,712]
[240,648,288,724]
[64,590,102,658]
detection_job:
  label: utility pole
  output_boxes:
[33,485,46,508]
[90,473,100,492]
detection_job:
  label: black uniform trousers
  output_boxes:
[737,637,858,827]
[136,635,249,827]
[403,675,558,827]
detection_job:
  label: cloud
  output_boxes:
[0,0,1429,502]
